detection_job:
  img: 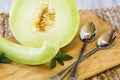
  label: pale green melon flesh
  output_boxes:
[10,0,80,48]
[0,37,59,65]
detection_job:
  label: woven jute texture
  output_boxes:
[0,8,120,80]
[0,13,12,37]
[92,6,120,32]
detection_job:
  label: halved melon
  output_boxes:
[0,0,79,65]
[10,0,80,48]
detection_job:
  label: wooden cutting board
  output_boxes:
[1,11,120,80]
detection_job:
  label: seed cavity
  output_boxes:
[33,5,55,32]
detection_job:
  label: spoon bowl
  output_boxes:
[80,22,96,42]
[97,29,117,49]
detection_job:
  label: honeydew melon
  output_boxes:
[0,0,79,65]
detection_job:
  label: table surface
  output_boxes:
[75,0,120,10]
[1,0,120,13]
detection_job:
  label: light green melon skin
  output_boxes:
[10,0,80,48]
[0,37,59,65]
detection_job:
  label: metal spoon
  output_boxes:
[68,29,117,80]
[67,22,96,80]
[50,22,97,80]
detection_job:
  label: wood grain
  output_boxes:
[0,11,120,80]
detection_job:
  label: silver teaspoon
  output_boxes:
[68,29,117,80]
[50,22,97,80]
[68,22,96,80]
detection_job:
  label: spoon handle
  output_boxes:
[67,42,88,80]
[68,47,101,80]
[50,42,88,80]
[50,62,76,80]
[78,42,88,62]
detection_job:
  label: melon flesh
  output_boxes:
[0,37,59,65]
[10,0,80,48]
